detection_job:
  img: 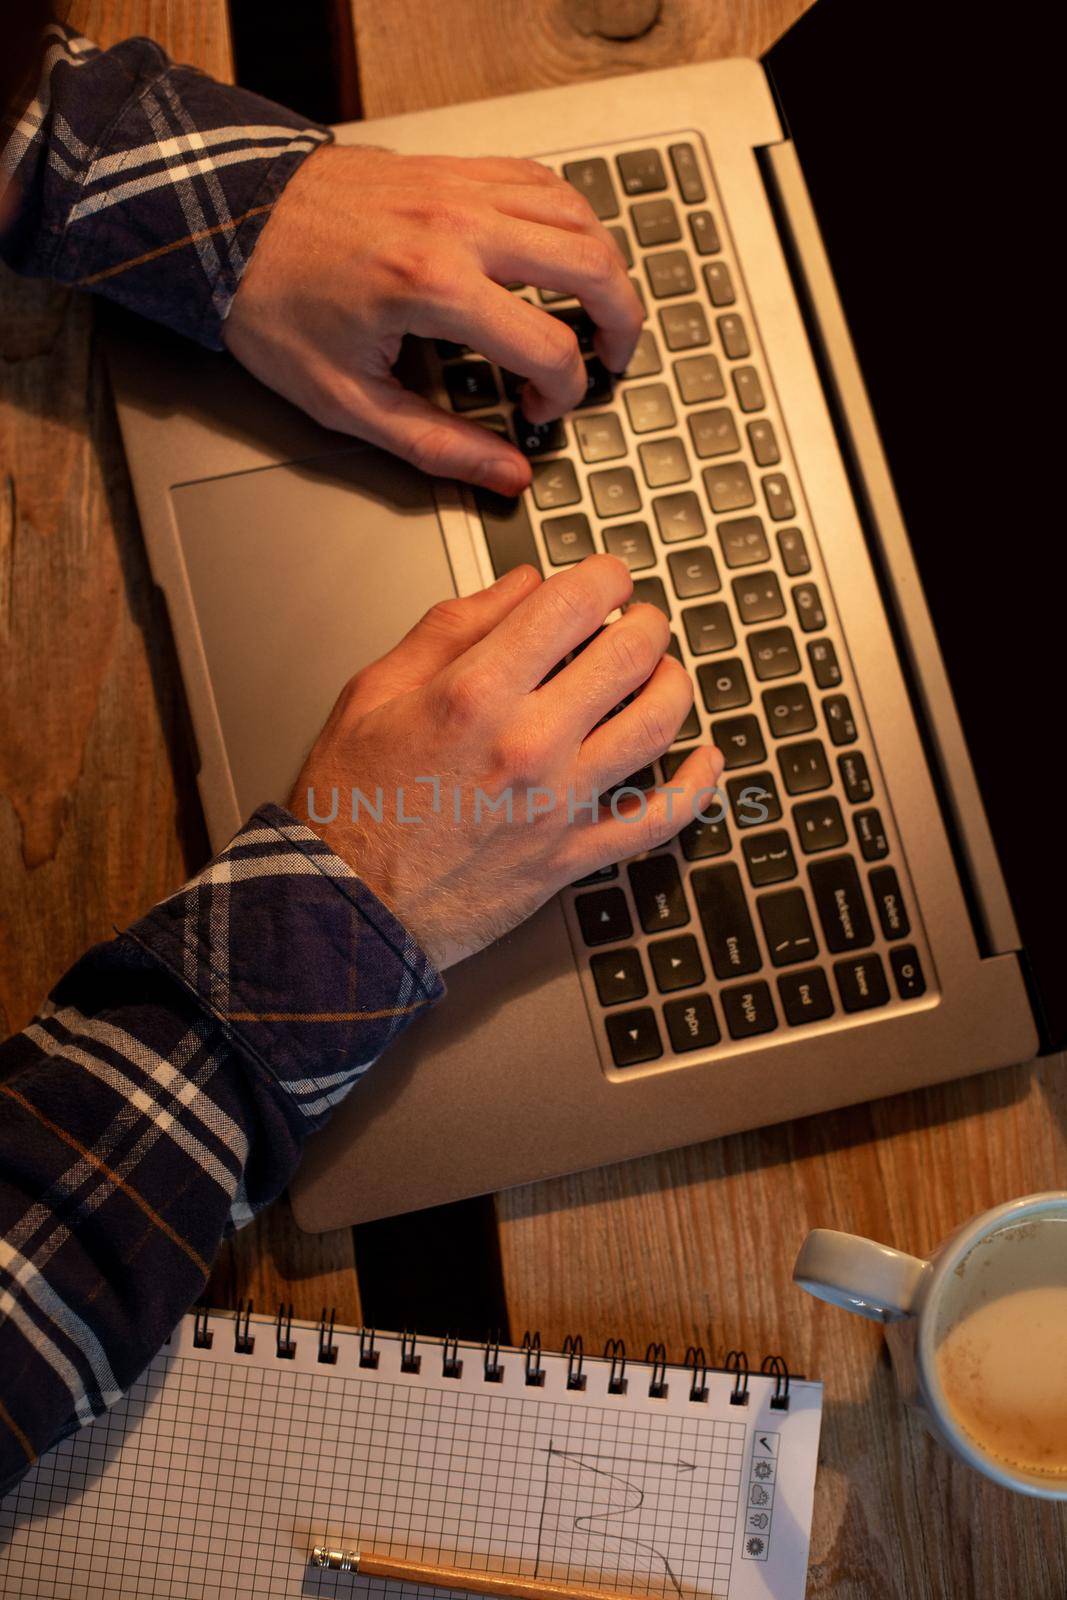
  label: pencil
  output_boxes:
[309,1546,641,1600]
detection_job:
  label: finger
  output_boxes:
[539,603,671,735]
[573,653,694,785]
[425,277,587,415]
[564,745,725,876]
[476,214,643,377]
[323,370,530,495]
[457,553,633,695]
[345,564,542,714]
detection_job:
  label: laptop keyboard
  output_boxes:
[428,134,936,1077]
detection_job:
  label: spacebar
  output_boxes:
[473,488,543,579]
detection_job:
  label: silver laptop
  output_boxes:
[109,4,1054,1229]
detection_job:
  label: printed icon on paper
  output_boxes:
[746,1537,767,1558]
[753,1460,772,1480]
[750,1483,770,1506]
[754,1432,779,1455]
[748,1512,769,1530]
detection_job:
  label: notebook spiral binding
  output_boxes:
[192,1304,793,1409]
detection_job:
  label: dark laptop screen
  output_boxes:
[766,0,1063,1046]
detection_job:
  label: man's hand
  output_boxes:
[224,146,643,496]
[290,556,723,970]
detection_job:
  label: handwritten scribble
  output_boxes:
[534,1441,692,1597]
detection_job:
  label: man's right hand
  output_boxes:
[290,555,723,970]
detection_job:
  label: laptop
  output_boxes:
[108,0,1060,1229]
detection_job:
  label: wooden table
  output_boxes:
[2,3,1065,1596]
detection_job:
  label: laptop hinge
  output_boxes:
[757,139,1020,960]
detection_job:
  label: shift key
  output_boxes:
[691,862,762,979]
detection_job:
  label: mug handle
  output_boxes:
[793,1229,930,1322]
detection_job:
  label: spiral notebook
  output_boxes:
[0,1309,822,1600]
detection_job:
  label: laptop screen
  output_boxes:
[766,0,1062,1046]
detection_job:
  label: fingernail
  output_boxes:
[492,563,534,593]
[479,459,527,497]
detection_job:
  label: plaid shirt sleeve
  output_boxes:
[0,22,331,348]
[0,804,444,1496]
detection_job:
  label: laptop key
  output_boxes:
[590,466,641,518]
[689,407,741,459]
[726,771,783,828]
[793,795,847,853]
[669,545,720,600]
[748,625,800,680]
[660,302,711,351]
[733,570,785,625]
[572,865,618,887]
[717,514,768,567]
[704,461,755,514]
[562,157,619,219]
[717,313,750,359]
[698,657,750,711]
[653,490,705,544]
[777,526,810,575]
[675,353,725,404]
[574,412,626,463]
[650,933,705,992]
[543,513,595,565]
[810,856,875,952]
[834,954,889,1013]
[631,198,681,247]
[808,637,843,688]
[513,415,566,456]
[855,807,889,861]
[668,142,706,204]
[629,575,670,617]
[646,249,695,299]
[793,581,827,632]
[688,209,721,254]
[474,487,543,578]
[445,360,500,411]
[551,305,596,353]
[629,855,689,933]
[869,865,910,939]
[732,366,765,412]
[742,829,797,887]
[580,357,615,406]
[680,812,730,860]
[665,993,720,1052]
[531,458,580,509]
[608,224,634,267]
[839,751,874,803]
[639,437,691,488]
[623,329,662,380]
[824,693,858,745]
[702,261,736,306]
[721,981,778,1039]
[692,862,762,979]
[603,520,654,571]
[762,473,795,521]
[890,944,927,1000]
[778,967,834,1025]
[576,887,633,947]
[748,419,780,467]
[590,947,647,1006]
[757,888,818,967]
[617,148,667,194]
[761,682,814,738]
[683,601,735,656]
[625,382,676,433]
[713,714,766,769]
[779,738,831,794]
[606,1007,663,1067]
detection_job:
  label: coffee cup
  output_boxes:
[793,1192,1067,1498]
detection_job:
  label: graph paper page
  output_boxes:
[0,1315,821,1600]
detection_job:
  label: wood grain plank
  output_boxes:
[353,0,814,118]
[0,0,360,1322]
[496,1058,1067,1598]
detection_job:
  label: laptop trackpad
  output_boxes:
[172,450,456,818]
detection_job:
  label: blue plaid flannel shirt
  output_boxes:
[0,28,445,1493]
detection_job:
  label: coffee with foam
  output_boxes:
[934,1215,1067,1479]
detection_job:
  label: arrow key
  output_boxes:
[575,887,633,947]
[650,934,705,993]
[591,947,648,1006]
[606,1007,663,1067]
